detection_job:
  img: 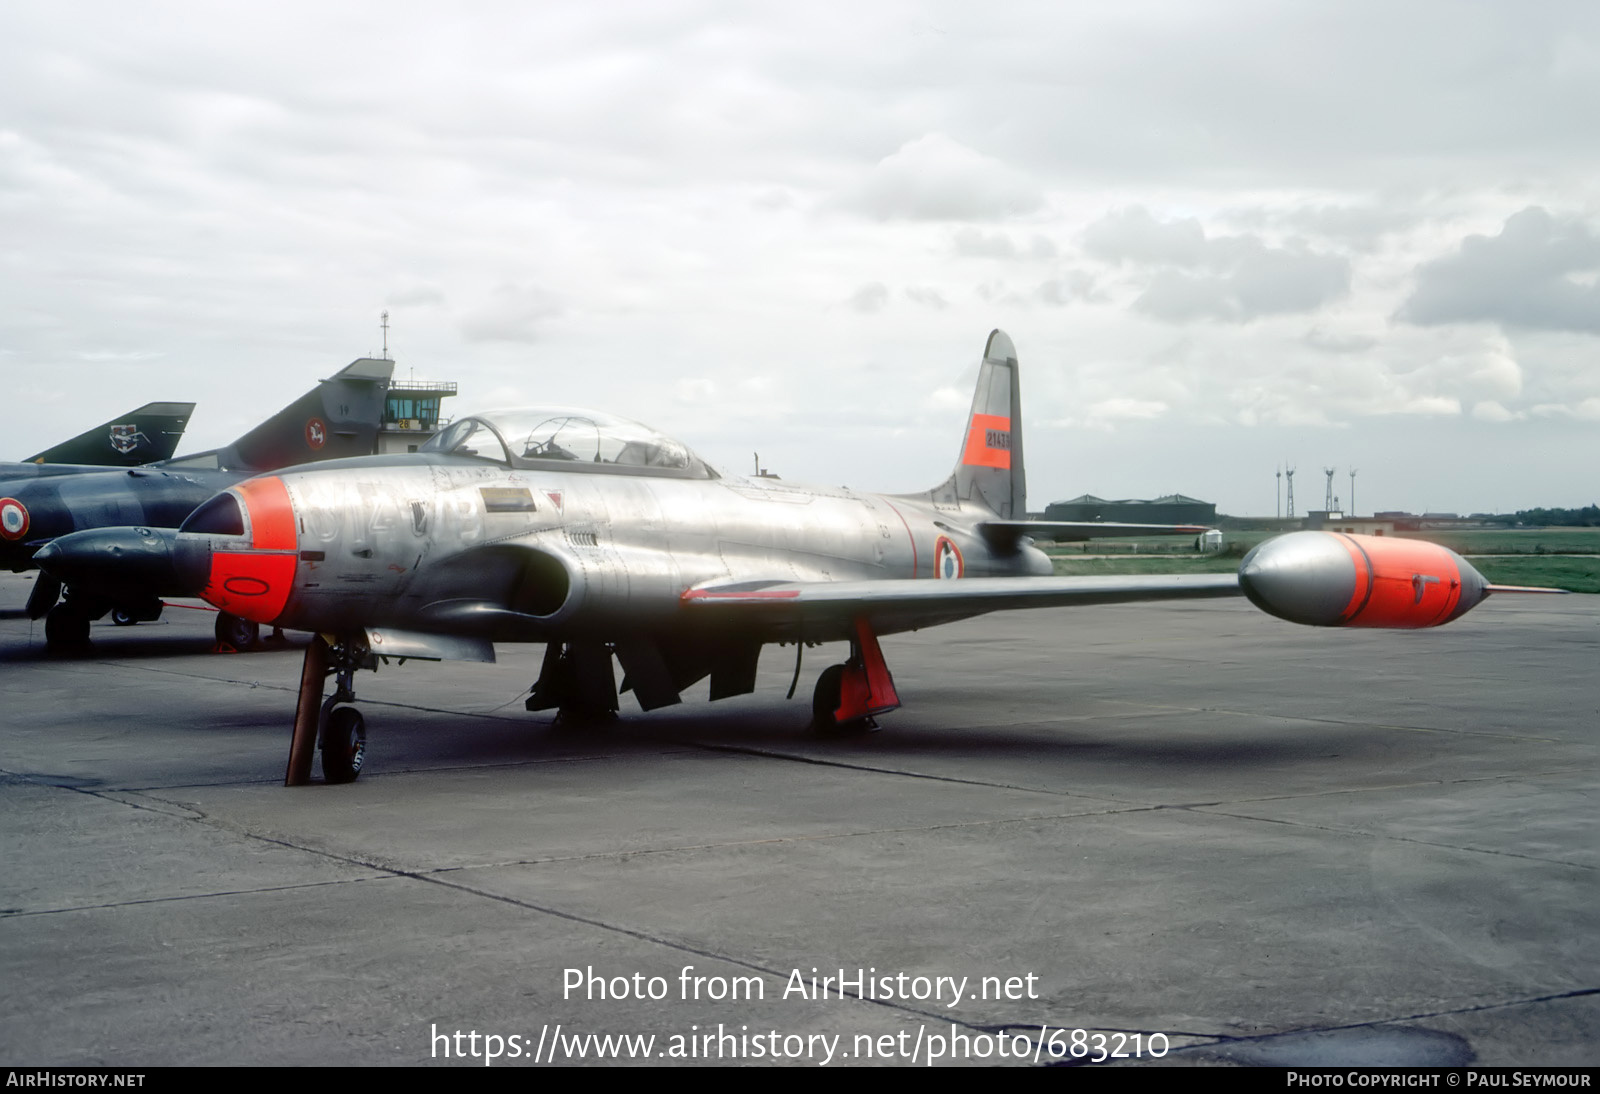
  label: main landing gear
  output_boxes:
[811,619,901,733]
[525,640,620,723]
[214,612,260,652]
[287,634,372,785]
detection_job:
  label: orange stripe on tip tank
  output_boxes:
[235,476,297,551]
[1331,534,1373,624]
[1339,534,1463,628]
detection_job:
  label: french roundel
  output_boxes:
[934,535,964,579]
[0,498,29,541]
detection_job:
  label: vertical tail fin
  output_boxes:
[26,402,195,466]
[217,358,393,472]
[929,330,1025,519]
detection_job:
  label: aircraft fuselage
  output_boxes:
[226,454,1051,641]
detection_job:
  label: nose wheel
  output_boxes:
[319,704,366,783]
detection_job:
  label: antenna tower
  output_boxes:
[1349,468,1358,518]
[1285,466,1296,519]
[1276,467,1283,519]
[1324,467,1336,512]
[380,310,391,361]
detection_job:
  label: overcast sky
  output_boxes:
[3,1,1597,515]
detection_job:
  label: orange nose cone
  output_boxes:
[201,477,298,625]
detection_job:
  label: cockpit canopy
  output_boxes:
[419,408,715,479]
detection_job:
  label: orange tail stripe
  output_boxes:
[962,413,1012,470]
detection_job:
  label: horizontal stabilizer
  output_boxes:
[980,520,1211,548]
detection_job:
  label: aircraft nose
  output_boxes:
[1237,531,1359,627]
[33,526,209,598]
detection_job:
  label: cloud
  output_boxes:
[1087,397,1168,422]
[457,283,561,343]
[386,284,447,307]
[1036,272,1094,307]
[848,282,888,313]
[1531,397,1600,421]
[904,286,948,310]
[1303,327,1377,354]
[1226,204,1421,249]
[1398,207,1600,333]
[675,377,715,403]
[951,228,1058,259]
[1083,207,1350,322]
[1083,207,1210,266]
[838,133,1043,222]
[1472,401,1519,422]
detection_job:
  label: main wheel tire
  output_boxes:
[215,612,260,650]
[811,663,846,729]
[44,604,91,648]
[111,608,136,626]
[321,706,366,783]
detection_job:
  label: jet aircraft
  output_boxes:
[7,358,392,646]
[35,331,1551,785]
[4,401,196,478]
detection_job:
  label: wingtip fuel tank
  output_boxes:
[1238,530,1490,628]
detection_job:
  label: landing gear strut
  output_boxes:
[43,586,108,650]
[526,640,619,722]
[287,634,373,785]
[811,618,900,732]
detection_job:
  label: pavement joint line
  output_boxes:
[1148,986,1600,1061]
[0,875,395,920]
[658,741,1582,816]
[677,739,1137,801]
[1135,703,1563,744]
[400,804,1167,874]
[1186,806,1598,870]
[74,661,555,726]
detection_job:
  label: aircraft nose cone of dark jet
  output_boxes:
[33,526,208,599]
[1237,531,1357,627]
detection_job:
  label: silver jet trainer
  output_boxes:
[35,331,1556,784]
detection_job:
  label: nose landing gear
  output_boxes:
[287,634,374,785]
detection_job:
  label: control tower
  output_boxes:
[378,377,457,454]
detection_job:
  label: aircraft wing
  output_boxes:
[683,572,1242,637]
